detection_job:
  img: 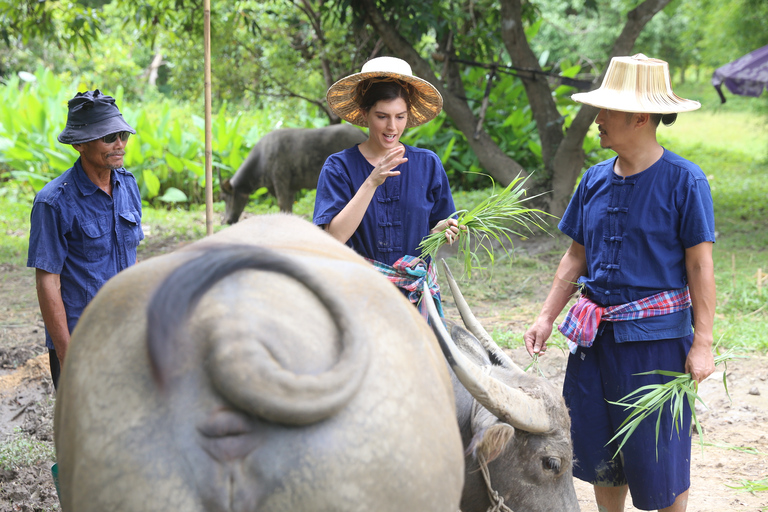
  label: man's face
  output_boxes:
[73,133,129,172]
[594,109,635,151]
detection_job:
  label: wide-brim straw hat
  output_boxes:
[327,57,443,128]
[571,54,700,114]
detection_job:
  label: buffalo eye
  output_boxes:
[543,456,561,473]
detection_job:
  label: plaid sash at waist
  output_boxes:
[558,286,691,354]
[366,255,443,320]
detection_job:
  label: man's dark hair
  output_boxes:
[650,113,678,127]
[625,112,678,127]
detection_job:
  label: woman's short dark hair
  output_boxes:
[356,78,412,114]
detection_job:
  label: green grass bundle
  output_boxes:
[607,350,736,460]
[418,174,551,277]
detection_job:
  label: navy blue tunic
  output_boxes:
[559,149,715,342]
[313,144,456,266]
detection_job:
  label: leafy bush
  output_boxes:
[0,68,292,206]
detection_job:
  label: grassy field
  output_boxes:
[2,82,766,352]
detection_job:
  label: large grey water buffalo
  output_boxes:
[220,124,366,222]
[54,214,464,512]
[426,263,580,512]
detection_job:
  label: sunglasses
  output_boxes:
[102,131,131,144]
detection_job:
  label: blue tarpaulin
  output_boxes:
[712,45,768,103]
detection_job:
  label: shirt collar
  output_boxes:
[72,157,120,196]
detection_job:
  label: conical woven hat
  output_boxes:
[572,54,700,114]
[327,57,443,128]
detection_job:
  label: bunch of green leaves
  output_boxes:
[417,173,552,277]
[607,349,737,460]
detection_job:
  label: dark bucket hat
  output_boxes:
[57,90,136,145]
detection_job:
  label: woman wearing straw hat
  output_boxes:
[314,57,461,316]
[524,55,716,512]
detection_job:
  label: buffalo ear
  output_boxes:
[221,178,233,193]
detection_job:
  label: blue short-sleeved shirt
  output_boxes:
[27,158,144,349]
[313,144,456,266]
[559,149,715,342]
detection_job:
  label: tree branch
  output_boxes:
[355,0,523,186]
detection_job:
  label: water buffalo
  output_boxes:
[426,263,580,512]
[54,214,464,512]
[220,124,367,223]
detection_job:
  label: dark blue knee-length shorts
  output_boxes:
[563,324,694,511]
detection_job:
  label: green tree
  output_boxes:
[347,0,673,215]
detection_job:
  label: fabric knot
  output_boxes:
[366,255,443,320]
[558,286,691,354]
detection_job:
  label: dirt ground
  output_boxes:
[0,229,766,511]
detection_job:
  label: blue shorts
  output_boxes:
[562,324,694,511]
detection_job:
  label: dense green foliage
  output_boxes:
[0,67,325,204]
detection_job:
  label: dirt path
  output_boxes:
[1,239,767,511]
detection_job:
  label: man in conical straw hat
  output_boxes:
[314,56,462,318]
[525,54,715,512]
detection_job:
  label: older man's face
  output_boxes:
[594,108,636,152]
[73,134,129,173]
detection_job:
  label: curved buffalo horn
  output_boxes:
[424,284,551,434]
[440,259,524,375]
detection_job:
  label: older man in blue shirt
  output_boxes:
[524,55,716,512]
[28,90,144,390]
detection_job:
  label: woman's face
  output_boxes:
[364,97,408,151]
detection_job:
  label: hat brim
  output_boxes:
[327,71,443,128]
[571,89,701,114]
[58,114,136,145]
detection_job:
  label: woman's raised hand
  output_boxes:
[367,145,407,187]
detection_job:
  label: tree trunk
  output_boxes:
[357,0,525,186]
[356,0,672,216]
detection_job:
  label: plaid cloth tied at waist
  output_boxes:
[367,255,443,320]
[558,286,691,354]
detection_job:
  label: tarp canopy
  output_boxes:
[712,45,768,103]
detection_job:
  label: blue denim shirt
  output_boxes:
[559,149,715,342]
[313,144,455,266]
[27,158,144,349]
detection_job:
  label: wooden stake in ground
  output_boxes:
[204,0,213,236]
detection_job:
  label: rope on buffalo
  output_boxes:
[478,454,513,512]
[477,452,513,512]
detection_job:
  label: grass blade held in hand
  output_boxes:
[418,173,553,277]
[606,349,736,460]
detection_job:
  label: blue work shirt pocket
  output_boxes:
[119,210,143,249]
[82,218,112,261]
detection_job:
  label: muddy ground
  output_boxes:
[0,223,766,511]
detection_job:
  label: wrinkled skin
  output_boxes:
[448,324,580,512]
[54,214,463,512]
[221,125,367,222]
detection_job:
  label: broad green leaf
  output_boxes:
[142,169,161,198]
[158,187,188,203]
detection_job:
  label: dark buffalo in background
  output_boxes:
[220,124,367,223]
[54,214,464,512]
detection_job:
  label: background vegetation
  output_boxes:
[0,0,766,351]
[2,0,766,214]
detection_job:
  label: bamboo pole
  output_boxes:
[204,0,213,236]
